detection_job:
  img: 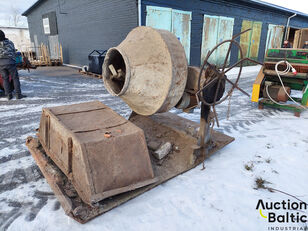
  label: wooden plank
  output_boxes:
[251,67,265,102]
[78,70,103,79]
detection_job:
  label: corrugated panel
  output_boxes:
[146,6,172,31]
[172,10,192,62]
[265,24,284,51]
[201,15,234,66]
[239,20,262,60]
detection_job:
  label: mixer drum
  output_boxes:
[103,26,188,116]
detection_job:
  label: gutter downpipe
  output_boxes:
[138,0,142,26]
[284,13,297,41]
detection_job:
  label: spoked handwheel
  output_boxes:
[196,29,263,170]
[197,39,249,109]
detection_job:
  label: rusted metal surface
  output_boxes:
[26,112,234,223]
[186,66,207,93]
[102,26,188,116]
[37,101,156,205]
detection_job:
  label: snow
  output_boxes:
[226,65,262,79]
[1,66,308,231]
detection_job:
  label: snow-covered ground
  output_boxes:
[0,66,307,231]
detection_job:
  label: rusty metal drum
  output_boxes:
[103,26,188,116]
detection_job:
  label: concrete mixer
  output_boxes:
[26,26,253,223]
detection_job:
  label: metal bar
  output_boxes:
[224,58,263,74]
[225,78,250,97]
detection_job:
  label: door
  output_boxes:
[265,24,284,51]
[146,6,192,63]
[172,10,192,61]
[49,35,60,60]
[216,16,234,65]
[239,20,262,61]
[146,6,172,31]
[34,34,40,57]
[201,15,234,66]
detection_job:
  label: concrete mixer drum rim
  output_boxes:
[102,26,188,116]
[103,47,131,96]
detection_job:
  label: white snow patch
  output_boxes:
[227,65,262,79]
[0,146,21,158]
[0,155,35,176]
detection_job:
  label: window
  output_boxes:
[43,17,50,35]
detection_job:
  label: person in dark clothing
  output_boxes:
[303,41,308,49]
[0,30,26,100]
[282,40,292,48]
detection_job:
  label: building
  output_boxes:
[23,0,308,67]
[0,26,31,52]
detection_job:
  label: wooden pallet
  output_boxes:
[78,70,103,79]
[31,60,63,67]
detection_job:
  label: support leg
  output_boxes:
[198,103,211,170]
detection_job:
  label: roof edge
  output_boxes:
[0,26,29,30]
[22,0,308,19]
[247,0,308,18]
[22,0,46,16]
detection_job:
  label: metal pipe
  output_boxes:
[284,13,297,41]
[138,0,142,26]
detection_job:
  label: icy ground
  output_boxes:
[0,66,307,231]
